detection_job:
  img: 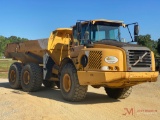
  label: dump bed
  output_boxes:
[5,39,48,64]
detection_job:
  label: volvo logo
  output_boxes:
[139,56,143,62]
[133,52,148,66]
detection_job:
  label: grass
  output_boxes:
[0,72,8,78]
[0,59,15,78]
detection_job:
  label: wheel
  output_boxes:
[104,87,132,99]
[8,62,22,89]
[60,63,88,101]
[21,63,43,92]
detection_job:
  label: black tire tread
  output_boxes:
[21,63,43,92]
[104,87,132,99]
[8,62,22,89]
[119,87,132,99]
[60,63,88,102]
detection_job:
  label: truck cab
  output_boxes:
[73,19,124,45]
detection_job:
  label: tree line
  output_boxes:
[0,35,28,58]
[0,34,160,58]
[137,34,160,57]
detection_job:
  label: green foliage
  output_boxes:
[137,34,159,57]
[156,38,160,56]
[0,35,28,58]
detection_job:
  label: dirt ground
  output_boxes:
[0,77,160,120]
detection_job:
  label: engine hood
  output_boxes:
[94,40,141,48]
[93,40,151,51]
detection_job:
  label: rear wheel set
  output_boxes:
[8,62,43,92]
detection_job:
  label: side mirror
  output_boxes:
[134,25,139,36]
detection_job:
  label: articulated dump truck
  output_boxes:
[5,19,158,101]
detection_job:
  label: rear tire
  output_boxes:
[8,62,22,89]
[60,63,88,102]
[21,63,43,92]
[104,87,132,99]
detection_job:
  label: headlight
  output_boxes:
[101,66,110,71]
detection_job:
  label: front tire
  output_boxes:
[104,87,132,99]
[8,62,22,89]
[21,63,43,92]
[60,63,88,102]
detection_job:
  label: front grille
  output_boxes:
[128,50,151,67]
[88,51,102,69]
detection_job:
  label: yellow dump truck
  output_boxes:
[5,19,158,101]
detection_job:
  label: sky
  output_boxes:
[0,0,160,41]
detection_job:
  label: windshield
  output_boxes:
[90,24,120,42]
[73,22,122,44]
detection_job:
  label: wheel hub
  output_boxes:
[23,71,30,85]
[63,74,71,92]
[10,70,16,82]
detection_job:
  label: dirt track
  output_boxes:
[0,77,160,120]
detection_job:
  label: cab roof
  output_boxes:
[91,19,123,24]
[72,19,124,27]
